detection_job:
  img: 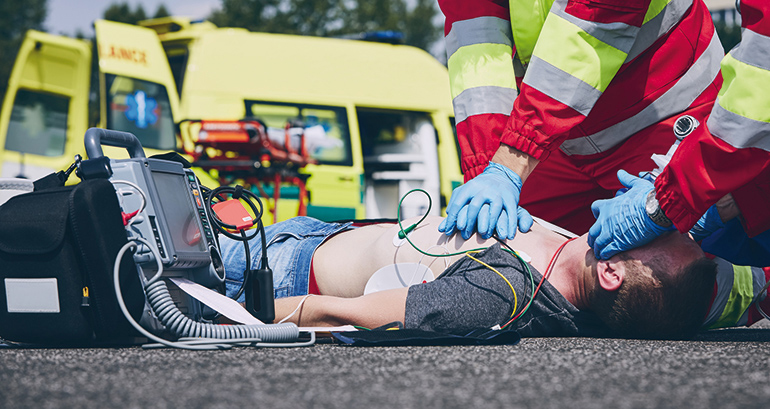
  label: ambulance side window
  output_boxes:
[245,100,353,166]
[5,89,68,157]
[165,47,188,98]
[357,109,434,158]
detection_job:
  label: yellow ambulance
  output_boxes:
[0,20,181,180]
[0,18,462,222]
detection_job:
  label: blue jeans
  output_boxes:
[220,217,354,301]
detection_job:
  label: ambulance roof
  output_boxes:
[174,27,453,118]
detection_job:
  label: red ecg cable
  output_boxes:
[504,236,579,326]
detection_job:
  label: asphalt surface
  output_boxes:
[1,320,769,409]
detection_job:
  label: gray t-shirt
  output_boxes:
[404,244,608,337]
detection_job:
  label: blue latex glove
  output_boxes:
[689,204,724,242]
[615,171,656,197]
[438,162,533,240]
[588,170,674,259]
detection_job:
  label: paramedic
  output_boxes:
[437,0,723,240]
[221,216,716,339]
[589,0,770,260]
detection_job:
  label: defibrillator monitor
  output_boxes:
[151,169,206,255]
[82,128,219,271]
[143,160,217,268]
[110,159,215,269]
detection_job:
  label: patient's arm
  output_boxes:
[274,287,409,328]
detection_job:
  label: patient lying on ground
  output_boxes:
[219,216,717,339]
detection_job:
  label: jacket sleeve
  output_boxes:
[656,0,770,234]
[500,0,651,161]
[440,0,518,180]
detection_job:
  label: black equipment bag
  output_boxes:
[0,179,145,345]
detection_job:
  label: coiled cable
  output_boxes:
[143,278,298,341]
[113,237,311,350]
[204,185,269,302]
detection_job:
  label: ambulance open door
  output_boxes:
[0,31,90,180]
[93,19,181,158]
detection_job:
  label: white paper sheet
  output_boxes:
[168,278,358,333]
[168,277,264,325]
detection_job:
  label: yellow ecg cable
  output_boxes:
[465,252,517,318]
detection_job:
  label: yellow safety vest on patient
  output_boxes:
[704,259,769,329]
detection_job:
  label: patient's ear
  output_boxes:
[596,259,624,292]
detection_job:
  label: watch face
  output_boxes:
[645,191,659,215]
[644,190,672,227]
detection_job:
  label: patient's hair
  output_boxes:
[590,254,717,340]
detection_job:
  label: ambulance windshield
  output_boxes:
[105,74,176,151]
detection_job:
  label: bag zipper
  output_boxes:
[68,189,107,335]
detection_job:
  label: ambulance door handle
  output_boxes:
[338,176,354,182]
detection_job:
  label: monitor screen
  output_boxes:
[151,171,207,253]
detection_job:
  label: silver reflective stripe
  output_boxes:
[730,28,770,70]
[707,103,770,151]
[703,263,768,328]
[748,266,769,326]
[551,1,639,54]
[524,55,603,117]
[626,0,694,62]
[702,258,737,328]
[752,266,768,300]
[453,86,518,123]
[514,53,526,78]
[446,16,513,61]
[560,30,721,156]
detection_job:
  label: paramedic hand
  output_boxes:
[689,204,724,242]
[614,171,656,196]
[588,170,674,260]
[438,162,533,240]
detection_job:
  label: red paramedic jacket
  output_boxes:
[656,0,770,236]
[441,0,722,181]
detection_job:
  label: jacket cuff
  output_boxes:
[461,153,491,181]
[500,121,552,162]
[655,172,702,233]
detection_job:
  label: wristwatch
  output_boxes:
[645,190,673,228]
